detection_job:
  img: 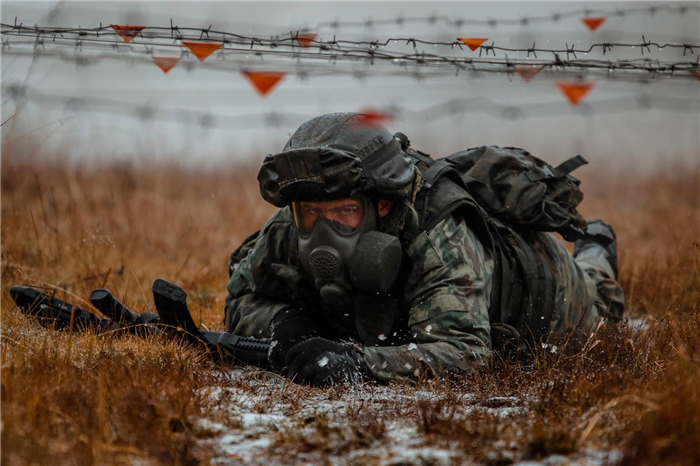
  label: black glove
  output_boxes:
[285,337,371,386]
[268,307,320,371]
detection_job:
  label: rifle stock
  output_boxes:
[10,285,115,331]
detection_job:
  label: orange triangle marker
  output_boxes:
[457,38,488,51]
[182,41,222,62]
[557,81,594,106]
[356,108,393,126]
[243,71,285,96]
[515,66,543,83]
[582,17,606,31]
[297,33,318,47]
[152,56,180,73]
[111,25,146,43]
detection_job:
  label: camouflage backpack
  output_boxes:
[405,145,599,353]
[409,145,591,240]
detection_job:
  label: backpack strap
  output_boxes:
[487,219,525,327]
[420,159,455,190]
[508,231,557,344]
[416,175,479,233]
[415,153,504,209]
[554,154,588,176]
[525,155,588,182]
[405,147,433,167]
[413,148,505,212]
[406,149,485,234]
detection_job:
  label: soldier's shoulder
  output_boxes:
[252,207,296,258]
[231,207,295,272]
[406,213,488,276]
[408,213,485,253]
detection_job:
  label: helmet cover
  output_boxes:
[258,113,416,206]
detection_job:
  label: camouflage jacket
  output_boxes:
[224,207,495,382]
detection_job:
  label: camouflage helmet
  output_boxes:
[258,113,416,207]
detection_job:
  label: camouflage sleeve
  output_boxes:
[224,208,299,338]
[363,214,494,382]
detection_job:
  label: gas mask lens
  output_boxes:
[292,198,366,236]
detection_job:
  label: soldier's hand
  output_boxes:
[285,337,370,386]
[268,307,321,371]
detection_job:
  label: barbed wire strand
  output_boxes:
[3,36,700,83]
[298,3,700,31]
[2,21,700,59]
[4,87,697,131]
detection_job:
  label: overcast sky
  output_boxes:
[2,1,699,170]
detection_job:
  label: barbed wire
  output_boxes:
[294,3,700,31]
[4,86,697,131]
[2,20,700,59]
[3,36,700,84]
[387,94,700,121]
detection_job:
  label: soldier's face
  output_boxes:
[292,198,393,235]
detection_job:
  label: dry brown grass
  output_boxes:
[1,153,699,465]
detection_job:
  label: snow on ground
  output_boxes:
[628,316,653,332]
[202,372,457,464]
[196,370,622,465]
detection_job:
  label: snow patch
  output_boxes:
[217,433,273,463]
[629,316,652,332]
[199,372,616,465]
[240,412,286,428]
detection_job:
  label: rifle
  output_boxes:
[10,281,272,370]
[10,285,117,332]
[151,279,272,370]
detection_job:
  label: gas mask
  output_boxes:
[294,196,403,310]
